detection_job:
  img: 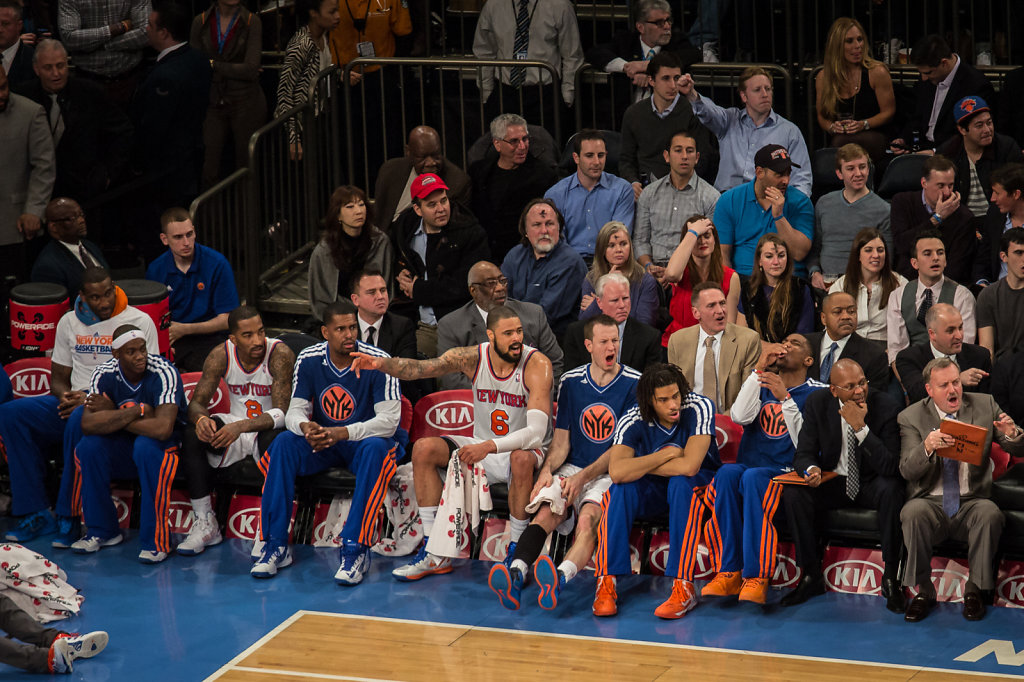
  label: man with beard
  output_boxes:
[350,305,554,582]
[251,301,403,585]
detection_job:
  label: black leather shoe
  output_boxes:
[881,577,906,613]
[904,593,936,622]
[963,591,987,621]
[780,574,826,607]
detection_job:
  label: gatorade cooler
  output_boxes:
[9,283,69,352]
[119,279,170,356]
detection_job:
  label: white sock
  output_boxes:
[190,496,213,517]
[511,559,529,575]
[419,506,437,537]
[558,560,579,583]
[510,517,529,543]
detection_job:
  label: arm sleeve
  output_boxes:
[345,398,401,440]
[955,286,977,344]
[211,257,240,314]
[491,408,549,452]
[58,1,112,52]
[633,274,660,327]
[25,106,56,219]
[780,397,805,449]
[728,371,762,425]
[51,316,73,368]
[285,396,312,435]
[214,16,263,82]
[787,128,813,198]
[557,3,583,105]
[633,189,653,258]
[619,112,640,184]
[611,181,636,227]
[689,95,731,137]
[808,207,824,274]
[471,6,497,102]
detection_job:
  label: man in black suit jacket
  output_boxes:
[0,1,34,86]
[805,291,890,390]
[895,304,991,403]
[30,197,108,294]
[782,359,905,612]
[972,163,1024,285]
[891,35,995,152]
[561,272,661,372]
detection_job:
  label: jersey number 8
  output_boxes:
[245,399,263,419]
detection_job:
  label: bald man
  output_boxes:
[374,125,472,229]
[30,198,109,293]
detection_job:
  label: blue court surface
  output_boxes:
[2,532,1022,680]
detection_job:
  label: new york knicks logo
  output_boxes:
[960,97,978,114]
[320,386,356,422]
[119,400,138,410]
[758,402,788,439]
[580,403,616,443]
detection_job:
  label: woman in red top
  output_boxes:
[661,214,740,347]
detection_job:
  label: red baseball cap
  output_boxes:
[410,173,449,201]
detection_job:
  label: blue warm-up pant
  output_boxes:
[702,463,785,579]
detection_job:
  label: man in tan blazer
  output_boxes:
[667,281,760,413]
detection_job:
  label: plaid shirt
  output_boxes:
[59,0,151,77]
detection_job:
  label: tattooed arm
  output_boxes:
[350,346,479,380]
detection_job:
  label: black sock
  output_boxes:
[512,524,548,567]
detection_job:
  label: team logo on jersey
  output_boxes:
[580,403,616,443]
[119,400,138,410]
[758,402,788,439]
[320,386,356,422]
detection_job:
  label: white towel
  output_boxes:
[0,544,83,622]
[372,463,424,557]
[425,451,493,558]
[525,475,574,535]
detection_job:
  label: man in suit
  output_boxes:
[890,34,996,153]
[898,357,1024,622]
[895,304,991,403]
[436,260,563,390]
[973,162,1024,286]
[16,39,132,205]
[374,126,471,231]
[807,291,889,390]
[667,281,760,413]
[782,359,905,611]
[562,273,660,373]
[0,1,33,86]
[0,62,54,283]
[30,197,108,293]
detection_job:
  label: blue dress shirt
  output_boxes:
[544,171,636,257]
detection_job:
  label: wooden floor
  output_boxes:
[208,612,1008,681]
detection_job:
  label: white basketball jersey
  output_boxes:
[471,342,551,448]
[222,338,280,421]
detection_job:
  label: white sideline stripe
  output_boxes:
[230,667,380,681]
[209,610,1024,681]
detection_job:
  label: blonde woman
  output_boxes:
[579,221,659,326]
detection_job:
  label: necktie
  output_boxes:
[845,423,860,500]
[645,48,655,60]
[820,341,839,383]
[49,94,65,146]
[702,335,719,411]
[78,244,96,268]
[941,413,960,517]
[917,288,934,325]
[365,326,376,346]
[510,0,530,87]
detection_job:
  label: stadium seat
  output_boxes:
[410,389,475,441]
[466,125,559,171]
[3,357,52,399]
[558,130,623,176]
[180,371,231,414]
[715,413,743,464]
[875,153,927,200]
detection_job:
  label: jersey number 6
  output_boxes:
[490,409,509,436]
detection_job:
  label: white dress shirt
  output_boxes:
[358,316,384,345]
[885,276,976,363]
[927,55,961,141]
[835,399,870,477]
[819,331,852,369]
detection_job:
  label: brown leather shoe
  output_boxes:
[904,593,937,622]
[962,591,986,621]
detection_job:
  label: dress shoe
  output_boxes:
[962,591,987,621]
[904,593,937,622]
[780,575,826,607]
[881,577,906,613]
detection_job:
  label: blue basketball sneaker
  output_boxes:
[335,539,370,586]
[534,554,566,610]
[488,563,523,610]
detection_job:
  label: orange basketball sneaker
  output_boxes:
[592,575,618,616]
[701,570,742,597]
[738,577,769,604]
[654,579,698,619]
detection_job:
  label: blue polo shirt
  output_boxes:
[145,244,239,324]
[714,181,814,278]
[544,171,635,257]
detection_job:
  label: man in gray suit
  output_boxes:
[436,260,563,390]
[898,356,1024,623]
[0,64,54,282]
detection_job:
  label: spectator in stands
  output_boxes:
[678,67,812,197]
[0,0,33,85]
[0,267,158,546]
[179,306,293,557]
[782,358,905,611]
[16,39,132,204]
[977,228,1024,362]
[252,301,404,583]
[190,0,266,189]
[891,34,996,154]
[73,325,186,563]
[391,173,489,357]
[585,0,699,114]
[663,214,739,346]
[938,96,1022,220]
[544,129,634,261]
[374,126,472,230]
[579,221,659,327]
[472,0,582,124]
[828,227,906,345]
[975,163,1024,286]
[714,144,814,278]
[702,334,825,604]
[30,197,108,294]
[435,260,563,390]
[809,143,892,290]
[899,357,1023,623]
[275,0,339,161]
[815,18,895,164]
[471,114,557,260]
[620,52,717,201]
[308,185,392,322]
[895,303,991,403]
[807,291,889,389]
[501,198,588,339]
[891,154,976,284]
[634,130,720,280]
[0,62,53,283]
[563,272,661,372]
[57,0,148,111]
[667,281,760,413]
[350,268,415,361]
[886,231,976,363]
[737,234,815,342]
[145,207,240,372]
[992,349,1024,427]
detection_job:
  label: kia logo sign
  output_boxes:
[167,500,195,534]
[715,425,729,448]
[425,400,473,432]
[825,558,884,594]
[772,553,800,588]
[997,574,1024,607]
[649,540,668,574]
[479,528,503,559]
[9,367,50,398]
[228,506,260,539]
[112,495,129,524]
[183,379,225,410]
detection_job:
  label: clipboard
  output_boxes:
[772,470,839,486]
[936,419,988,467]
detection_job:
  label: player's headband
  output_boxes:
[112,329,146,350]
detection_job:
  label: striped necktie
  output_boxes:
[510,0,530,87]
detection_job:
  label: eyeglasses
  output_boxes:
[832,379,869,392]
[501,135,530,148]
[644,17,672,28]
[49,211,84,224]
[471,277,509,290]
